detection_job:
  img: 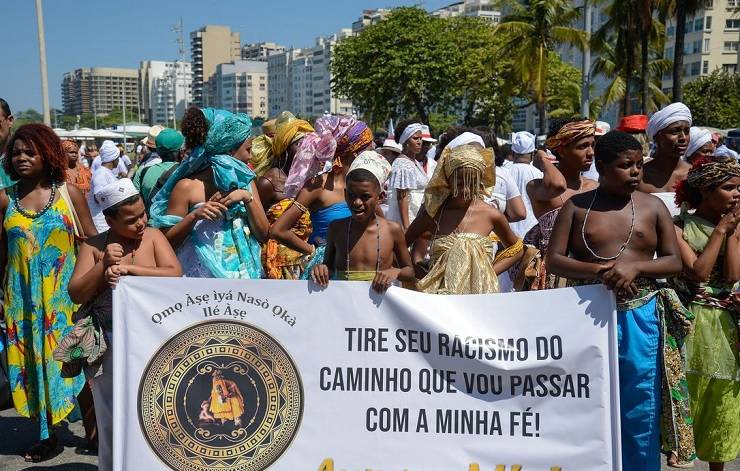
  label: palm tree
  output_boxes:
[495,0,587,134]
[592,40,672,114]
[656,0,702,101]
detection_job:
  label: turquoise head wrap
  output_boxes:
[149,108,262,279]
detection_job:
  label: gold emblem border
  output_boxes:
[138,320,303,471]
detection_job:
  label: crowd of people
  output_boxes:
[0,94,738,470]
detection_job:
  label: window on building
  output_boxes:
[703,60,709,73]
[667,25,675,36]
[705,0,713,7]
[728,0,738,7]
[706,16,712,29]
[704,38,711,51]
[693,39,702,53]
[727,18,740,30]
[665,46,674,58]
[686,20,694,33]
[695,17,704,30]
[723,63,738,73]
[688,62,699,74]
[725,41,739,51]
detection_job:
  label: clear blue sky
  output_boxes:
[0,0,452,114]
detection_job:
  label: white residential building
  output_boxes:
[267,30,354,119]
[211,60,268,117]
[241,42,286,61]
[139,60,192,126]
[432,0,501,24]
[662,0,739,91]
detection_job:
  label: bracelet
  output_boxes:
[243,192,254,205]
[291,199,309,214]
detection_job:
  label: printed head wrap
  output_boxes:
[61,140,79,154]
[315,115,373,157]
[283,131,337,199]
[715,145,739,160]
[675,156,740,209]
[647,102,692,138]
[272,111,314,157]
[511,131,535,154]
[685,127,713,159]
[545,120,595,150]
[347,150,392,187]
[423,144,494,218]
[398,123,424,146]
[616,114,648,133]
[205,112,252,156]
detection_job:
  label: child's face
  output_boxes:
[106,197,148,240]
[702,176,740,214]
[597,149,643,195]
[345,179,381,223]
[561,136,595,171]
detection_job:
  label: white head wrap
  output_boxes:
[647,102,692,138]
[99,140,120,164]
[95,178,139,212]
[91,166,118,197]
[595,121,611,136]
[685,127,713,158]
[715,145,739,160]
[511,131,535,154]
[348,150,392,186]
[420,125,437,143]
[398,123,424,145]
[447,131,485,150]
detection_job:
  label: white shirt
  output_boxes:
[486,166,520,213]
[508,162,544,237]
[582,160,599,181]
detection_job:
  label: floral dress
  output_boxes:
[1,191,85,439]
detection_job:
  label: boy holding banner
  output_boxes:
[311,150,414,292]
[67,179,182,471]
[545,131,695,469]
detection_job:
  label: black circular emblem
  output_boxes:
[138,320,303,471]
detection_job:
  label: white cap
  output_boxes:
[595,121,611,136]
[447,132,485,150]
[95,178,139,212]
[348,150,392,186]
[511,131,536,154]
[380,138,402,154]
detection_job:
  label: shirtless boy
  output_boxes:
[546,131,693,470]
[311,151,414,292]
[68,179,182,471]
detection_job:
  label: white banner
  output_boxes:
[113,278,620,471]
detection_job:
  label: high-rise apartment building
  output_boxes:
[139,61,193,126]
[432,0,501,23]
[190,25,241,106]
[210,60,268,117]
[352,9,391,33]
[61,67,140,117]
[662,0,739,91]
[241,42,286,61]
[267,30,354,119]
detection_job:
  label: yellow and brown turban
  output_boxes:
[272,111,314,158]
[545,120,595,151]
[423,144,494,218]
[61,139,79,153]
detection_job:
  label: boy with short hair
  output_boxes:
[311,151,414,293]
[68,178,182,471]
[545,131,694,469]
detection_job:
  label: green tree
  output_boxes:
[332,7,461,124]
[495,0,587,133]
[11,109,43,131]
[683,70,740,128]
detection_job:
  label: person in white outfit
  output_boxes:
[507,131,544,237]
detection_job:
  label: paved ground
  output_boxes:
[1,408,739,470]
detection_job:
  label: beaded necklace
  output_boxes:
[581,189,635,261]
[14,182,57,219]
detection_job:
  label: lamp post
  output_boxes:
[34,0,51,126]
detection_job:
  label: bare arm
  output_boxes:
[504,195,526,222]
[68,184,97,237]
[256,176,276,211]
[397,189,410,229]
[271,185,319,254]
[527,151,567,202]
[405,204,434,247]
[323,221,338,278]
[68,241,108,304]
[491,209,524,274]
[545,200,608,280]
[675,208,740,283]
[390,222,415,282]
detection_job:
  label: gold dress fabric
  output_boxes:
[335,271,377,282]
[417,232,500,295]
